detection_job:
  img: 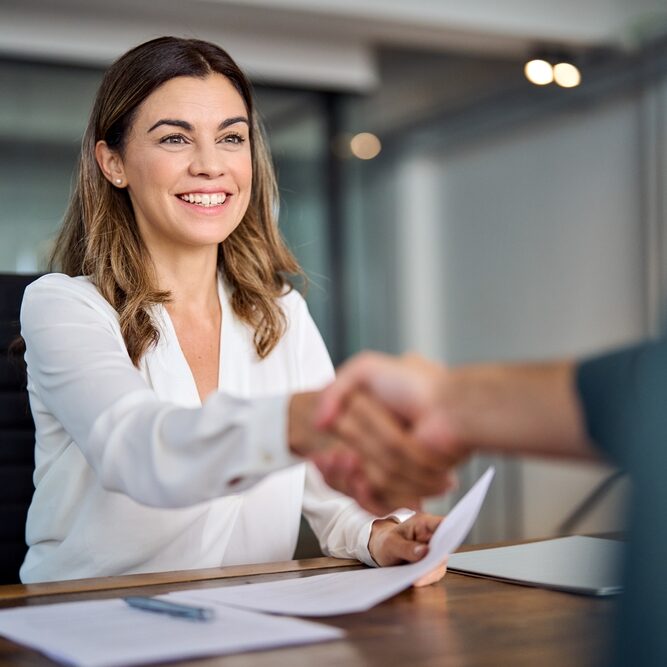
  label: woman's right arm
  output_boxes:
[21,275,299,508]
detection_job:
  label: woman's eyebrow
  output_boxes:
[218,116,249,130]
[148,119,193,133]
[147,117,249,133]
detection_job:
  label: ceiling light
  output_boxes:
[350,133,382,160]
[524,59,553,86]
[553,62,582,88]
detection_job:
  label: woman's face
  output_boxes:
[104,73,252,252]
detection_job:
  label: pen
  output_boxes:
[123,596,215,621]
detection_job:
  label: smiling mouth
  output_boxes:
[179,192,228,207]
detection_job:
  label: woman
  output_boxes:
[19,36,448,583]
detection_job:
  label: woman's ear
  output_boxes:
[95,140,126,188]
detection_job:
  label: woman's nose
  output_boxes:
[188,143,226,178]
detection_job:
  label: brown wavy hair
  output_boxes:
[51,36,303,365]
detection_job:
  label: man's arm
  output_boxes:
[314,352,599,509]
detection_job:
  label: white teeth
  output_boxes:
[180,193,227,207]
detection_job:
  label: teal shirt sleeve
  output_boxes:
[576,338,667,470]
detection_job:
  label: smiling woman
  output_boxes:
[17,36,449,584]
[95,75,252,272]
[53,37,293,365]
[93,72,255,402]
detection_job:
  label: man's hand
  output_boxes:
[317,351,468,458]
[316,352,445,432]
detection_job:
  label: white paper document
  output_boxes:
[168,467,496,616]
[0,598,342,667]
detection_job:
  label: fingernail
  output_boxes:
[414,545,427,557]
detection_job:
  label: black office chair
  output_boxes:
[0,273,40,584]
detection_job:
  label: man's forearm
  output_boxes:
[438,361,599,461]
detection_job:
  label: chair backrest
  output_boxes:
[0,273,40,584]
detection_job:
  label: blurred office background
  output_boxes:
[2,0,667,544]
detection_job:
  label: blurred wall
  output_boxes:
[343,48,667,540]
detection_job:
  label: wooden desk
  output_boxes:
[0,551,616,667]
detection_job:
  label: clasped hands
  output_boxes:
[289,352,463,516]
[289,352,464,582]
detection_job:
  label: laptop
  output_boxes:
[448,535,624,596]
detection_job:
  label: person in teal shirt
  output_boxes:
[313,343,667,666]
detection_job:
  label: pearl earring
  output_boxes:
[115,178,122,185]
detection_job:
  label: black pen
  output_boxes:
[124,596,215,621]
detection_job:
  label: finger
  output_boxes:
[311,447,361,498]
[361,457,438,502]
[334,391,392,462]
[408,514,444,543]
[310,449,337,478]
[383,533,430,564]
[313,448,416,515]
[395,513,440,544]
[348,392,462,489]
[332,395,433,498]
[340,392,451,495]
[414,410,468,465]
[354,477,424,517]
[412,560,448,587]
[317,351,431,429]
[363,452,453,501]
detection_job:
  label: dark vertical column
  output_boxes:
[323,92,346,365]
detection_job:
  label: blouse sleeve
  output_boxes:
[21,274,300,508]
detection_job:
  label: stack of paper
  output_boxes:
[0,599,342,667]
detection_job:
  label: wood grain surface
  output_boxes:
[0,551,616,666]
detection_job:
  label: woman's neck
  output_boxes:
[150,244,220,314]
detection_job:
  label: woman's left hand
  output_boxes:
[368,513,448,587]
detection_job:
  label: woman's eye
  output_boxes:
[160,134,188,145]
[221,133,246,146]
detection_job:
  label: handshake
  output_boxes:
[288,352,598,515]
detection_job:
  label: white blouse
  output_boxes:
[19,273,379,583]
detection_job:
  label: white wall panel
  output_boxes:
[396,91,650,540]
